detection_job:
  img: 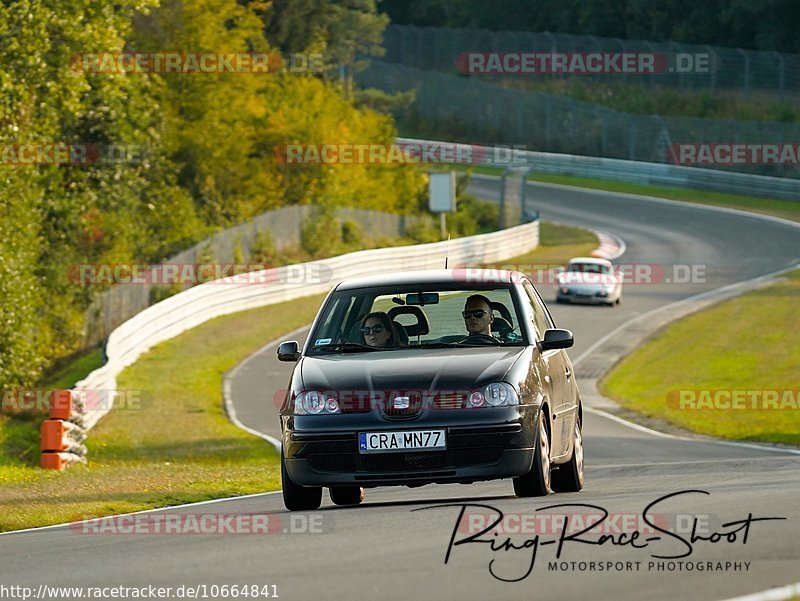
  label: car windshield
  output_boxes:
[567,262,611,274]
[307,284,527,354]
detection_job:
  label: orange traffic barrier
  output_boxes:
[49,389,74,420]
[40,452,85,471]
[41,390,87,469]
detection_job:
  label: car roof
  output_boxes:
[567,257,612,266]
[335,269,521,290]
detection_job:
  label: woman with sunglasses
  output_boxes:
[360,312,398,348]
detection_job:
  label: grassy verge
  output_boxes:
[0,222,595,531]
[0,295,326,531]
[601,270,800,445]
[0,347,105,468]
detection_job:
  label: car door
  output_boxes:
[523,279,575,458]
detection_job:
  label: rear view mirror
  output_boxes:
[277,340,301,362]
[538,329,574,351]
[406,292,439,305]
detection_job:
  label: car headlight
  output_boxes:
[560,287,570,294]
[294,391,341,415]
[471,382,519,407]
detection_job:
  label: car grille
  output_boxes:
[307,447,503,473]
[334,390,476,413]
[381,392,423,418]
[431,391,466,410]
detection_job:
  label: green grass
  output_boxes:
[39,347,105,390]
[0,295,326,531]
[0,222,595,530]
[0,347,105,467]
[601,270,800,445]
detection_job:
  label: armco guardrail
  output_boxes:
[41,220,540,469]
[397,138,800,201]
[362,62,800,177]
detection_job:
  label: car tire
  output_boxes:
[551,413,585,493]
[513,409,551,497]
[281,452,322,511]
[329,486,365,506]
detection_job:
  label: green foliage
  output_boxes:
[149,284,184,304]
[263,0,389,97]
[381,0,800,53]
[341,219,363,246]
[0,0,428,395]
[301,206,342,257]
[404,216,440,243]
[250,229,278,266]
[450,193,500,236]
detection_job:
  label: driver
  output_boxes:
[461,294,495,337]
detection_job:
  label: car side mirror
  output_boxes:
[277,340,301,362]
[538,329,574,351]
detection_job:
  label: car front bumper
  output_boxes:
[282,408,537,487]
[557,288,617,304]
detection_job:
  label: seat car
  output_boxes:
[555,257,622,306]
[276,269,584,510]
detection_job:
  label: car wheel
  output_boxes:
[329,486,365,506]
[513,409,551,497]
[551,413,585,493]
[281,452,322,511]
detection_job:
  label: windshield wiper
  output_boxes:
[312,342,379,352]
[415,342,462,348]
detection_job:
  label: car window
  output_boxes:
[522,280,552,339]
[568,262,610,275]
[308,285,526,353]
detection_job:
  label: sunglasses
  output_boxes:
[361,324,386,335]
[462,309,488,319]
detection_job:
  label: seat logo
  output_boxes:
[392,396,410,409]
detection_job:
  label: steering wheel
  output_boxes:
[458,334,502,346]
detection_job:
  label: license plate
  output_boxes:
[359,430,446,453]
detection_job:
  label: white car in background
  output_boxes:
[555,257,622,306]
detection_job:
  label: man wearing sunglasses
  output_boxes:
[461,294,495,337]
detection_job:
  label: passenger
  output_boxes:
[461,294,495,337]
[360,312,399,348]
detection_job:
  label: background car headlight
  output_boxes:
[560,287,571,294]
[482,382,519,406]
[294,391,341,415]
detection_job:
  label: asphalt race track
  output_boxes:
[2,180,799,601]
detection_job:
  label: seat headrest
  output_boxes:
[387,306,430,336]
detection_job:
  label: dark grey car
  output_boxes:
[276,269,584,510]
